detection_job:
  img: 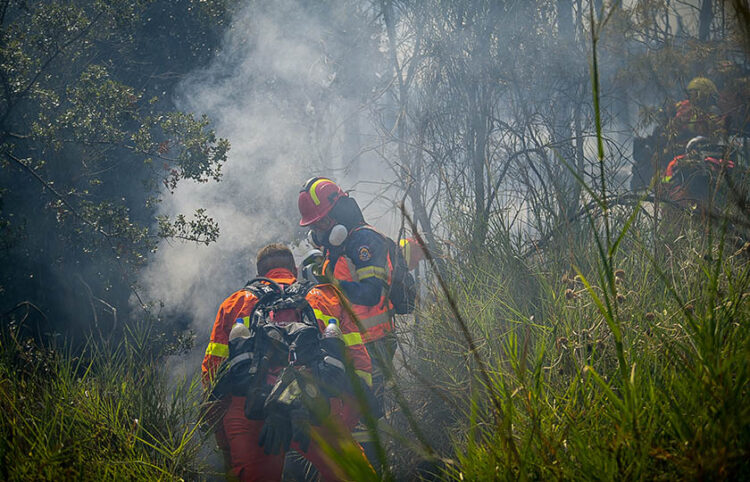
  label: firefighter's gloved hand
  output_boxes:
[290,405,312,453]
[317,355,347,398]
[258,411,292,455]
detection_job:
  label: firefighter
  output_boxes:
[297,178,398,415]
[669,77,726,146]
[202,243,372,481]
[661,136,735,207]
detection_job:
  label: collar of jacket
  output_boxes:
[264,267,296,285]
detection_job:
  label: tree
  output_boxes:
[0,0,231,340]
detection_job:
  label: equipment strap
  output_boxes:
[229,352,252,368]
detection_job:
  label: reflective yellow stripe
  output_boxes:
[309,178,332,206]
[342,331,363,346]
[356,265,387,281]
[313,308,340,327]
[242,316,250,327]
[205,342,229,358]
[355,369,373,386]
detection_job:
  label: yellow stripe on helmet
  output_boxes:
[309,178,333,206]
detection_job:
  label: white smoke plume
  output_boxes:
[138,0,399,371]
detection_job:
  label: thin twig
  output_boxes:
[5,152,111,237]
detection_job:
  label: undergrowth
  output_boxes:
[397,210,750,480]
[0,320,210,480]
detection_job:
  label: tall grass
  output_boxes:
[396,206,749,479]
[0,319,210,480]
[373,6,750,480]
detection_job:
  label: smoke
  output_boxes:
[138,0,397,368]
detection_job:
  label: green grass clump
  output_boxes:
[0,321,210,480]
[398,211,749,480]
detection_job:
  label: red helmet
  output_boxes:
[298,177,346,226]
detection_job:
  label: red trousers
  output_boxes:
[222,396,368,482]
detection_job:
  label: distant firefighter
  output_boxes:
[661,136,735,208]
[668,77,726,146]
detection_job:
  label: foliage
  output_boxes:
[392,199,750,480]
[1,0,749,479]
[373,2,750,480]
[0,0,232,339]
[0,315,210,480]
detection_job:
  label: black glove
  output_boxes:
[316,355,348,398]
[258,411,292,455]
[290,404,312,453]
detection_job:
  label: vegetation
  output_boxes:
[0,318,208,480]
[1,0,749,480]
[0,0,232,340]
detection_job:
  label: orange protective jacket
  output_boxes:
[671,99,726,141]
[323,226,395,344]
[202,267,372,388]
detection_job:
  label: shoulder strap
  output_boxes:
[243,276,284,299]
[283,280,316,298]
[278,281,318,328]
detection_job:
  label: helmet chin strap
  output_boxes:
[328,224,348,246]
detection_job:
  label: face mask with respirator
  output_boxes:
[307,224,348,248]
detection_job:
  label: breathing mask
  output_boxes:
[307,224,349,248]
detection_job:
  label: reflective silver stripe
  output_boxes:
[229,352,252,368]
[359,310,392,329]
[344,256,358,282]
[352,430,374,443]
[322,355,344,371]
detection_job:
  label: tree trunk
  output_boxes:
[699,0,713,41]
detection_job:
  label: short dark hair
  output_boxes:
[256,243,295,275]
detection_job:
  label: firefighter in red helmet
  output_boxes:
[298,177,400,470]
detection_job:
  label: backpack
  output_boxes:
[218,278,345,420]
[385,236,416,314]
[348,226,416,315]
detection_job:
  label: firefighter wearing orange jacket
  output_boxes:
[202,243,372,482]
[669,77,726,147]
[297,178,397,417]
